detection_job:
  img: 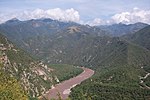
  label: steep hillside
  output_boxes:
[123,25,150,50]
[98,22,148,36]
[0,19,109,64]
[0,33,56,98]
[70,42,150,100]
[0,32,83,99]
[30,28,109,64]
[0,63,28,100]
[0,18,78,52]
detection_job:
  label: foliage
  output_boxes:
[0,18,150,100]
[49,64,83,83]
[0,63,28,100]
[98,22,148,36]
[70,41,150,99]
[123,25,150,50]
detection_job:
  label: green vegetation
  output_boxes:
[0,63,28,100]
[70,83,150,100]
[98,22,148,36]
[49,64,83,83]
[0,33,53,98]
[0,19,150,100]
[0,33,84,99]
[70,65,150,100]
[123,25,150,50]
[145,76,150,87]
[70,41,150,100]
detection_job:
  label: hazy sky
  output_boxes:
[0,0,150,25]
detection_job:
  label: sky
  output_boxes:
[0,0,150,25]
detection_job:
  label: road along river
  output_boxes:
[40,67,94,100]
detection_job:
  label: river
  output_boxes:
[40,67,94,100]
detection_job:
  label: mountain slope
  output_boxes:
[0,33,55,98]
[123,25,150,50]
[70,42,150,100]
[0,19,150,99]
[0,32,84,99]
[98,22,148,36]
[0,18,108,63]
[0,63,28,100]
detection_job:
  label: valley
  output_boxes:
[40,67,94,100]
[0,18,150,100]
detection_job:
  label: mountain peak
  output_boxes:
[5,18,20,23]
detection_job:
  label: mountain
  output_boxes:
[0,18,108,61]
[0,18,150,99]
[0,18,150,71]
[0,32,55,98]
[0,32,83,99]
[123,25,150,50]
[98,22,148,36]
[70,40,150,100]
[68,26,150,99]
[0,18,78,50]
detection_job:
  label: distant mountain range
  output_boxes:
[123,25,150,50]
[97,22,148,36]
[0,18,148,63]
[0,18,150,99]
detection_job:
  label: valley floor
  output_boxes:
[39,67,94,100]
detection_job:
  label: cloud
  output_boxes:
[0,7,150,26]
[111,7,150,24]
[0,8,80,23]
[86,18,107,26]
[86,18,115,26]
[87,8,150,26]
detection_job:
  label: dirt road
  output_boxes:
[42,67,94,100]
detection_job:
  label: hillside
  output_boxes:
[123,25,150,50]
[0,33,83,99]
[70,42,150,100]
[0,18,108,63]
[98,22,148,36]
[0,33,55,98]
[0,63,28,100]
[0,19,148,65]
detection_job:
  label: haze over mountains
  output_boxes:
[0,18,150,99]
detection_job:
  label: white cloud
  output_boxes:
[86,18,106,26]
[0,7,150,26]
[111,8,150,24]
[86,18,113,26]
[87,8,150,26]
[0,8,80,23]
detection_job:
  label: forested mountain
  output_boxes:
[0,18,106,53]
[0,32,83,99]
[98,22,148,36]
[123,25,150,50]
[69,25,150,100]
[0,18,150,99]
[0,18,108,62]
[70,39,150,100]
[0,33,56,99]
